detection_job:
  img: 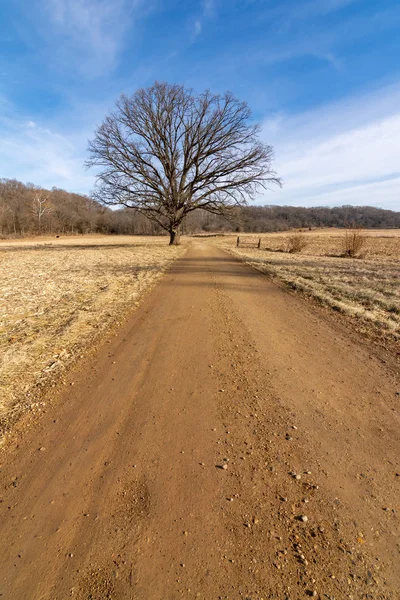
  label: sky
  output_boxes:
[0,0,399,210]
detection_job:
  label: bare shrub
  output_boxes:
[284,233,309,253]
[342,228,367,258]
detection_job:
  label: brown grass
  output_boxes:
[219,229,400,347]
[0,235,185,435]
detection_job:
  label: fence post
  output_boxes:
[236,236,240,247]
[258,237,261,249]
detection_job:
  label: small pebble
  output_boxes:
[300,515,308,522]
[222,464,228,470]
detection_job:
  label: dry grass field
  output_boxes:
[0,235,184,435]
[219,229,400,349]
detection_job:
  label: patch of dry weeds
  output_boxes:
[0,235,185,434]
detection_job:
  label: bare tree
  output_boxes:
[31,189,52,232]
[86,82,281,244]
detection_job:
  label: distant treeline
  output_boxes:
[0,178,159,237]
[0,178,399,237]
[230,204,400,232]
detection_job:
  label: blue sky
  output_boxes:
[1,0,399,210]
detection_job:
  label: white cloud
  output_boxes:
[202,0,215,18]
[40,0,140,76]
[262,83,400,210]
[290,0,362,20]
[0,101,94,192]
[192,0,216,40]
[305,177,400,208]
[248,4,400,73]
[193,19,202,38]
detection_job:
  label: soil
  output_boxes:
[0,240,399,600]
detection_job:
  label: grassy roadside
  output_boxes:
[0,235,185,437]
[218,231,399,351]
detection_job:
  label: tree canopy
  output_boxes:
[87,82,281,244]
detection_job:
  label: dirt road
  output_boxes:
[0,241,399,600]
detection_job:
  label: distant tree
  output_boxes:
[31,189,52,232]
[86,81,281,244]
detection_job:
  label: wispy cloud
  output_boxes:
[229,3,400,75]
[287,0,362,20]
[193,19,202,39]
[303,177,400,209]
[0,99,93,191]
[192,0,216,39]
[262,83,400,209]
[38,0,140,76]
[202,0,216,18]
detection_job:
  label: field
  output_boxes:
[219,229,400,350]
[0,235,184,434]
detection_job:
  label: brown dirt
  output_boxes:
[0,240,399,600]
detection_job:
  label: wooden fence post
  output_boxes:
[236,236,240,247]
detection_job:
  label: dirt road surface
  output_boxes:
[0,241,399,600]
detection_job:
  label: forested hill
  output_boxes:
[0,178,399,236]
[233,204,400,232]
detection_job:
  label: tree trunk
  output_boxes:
[169,228,181,245]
